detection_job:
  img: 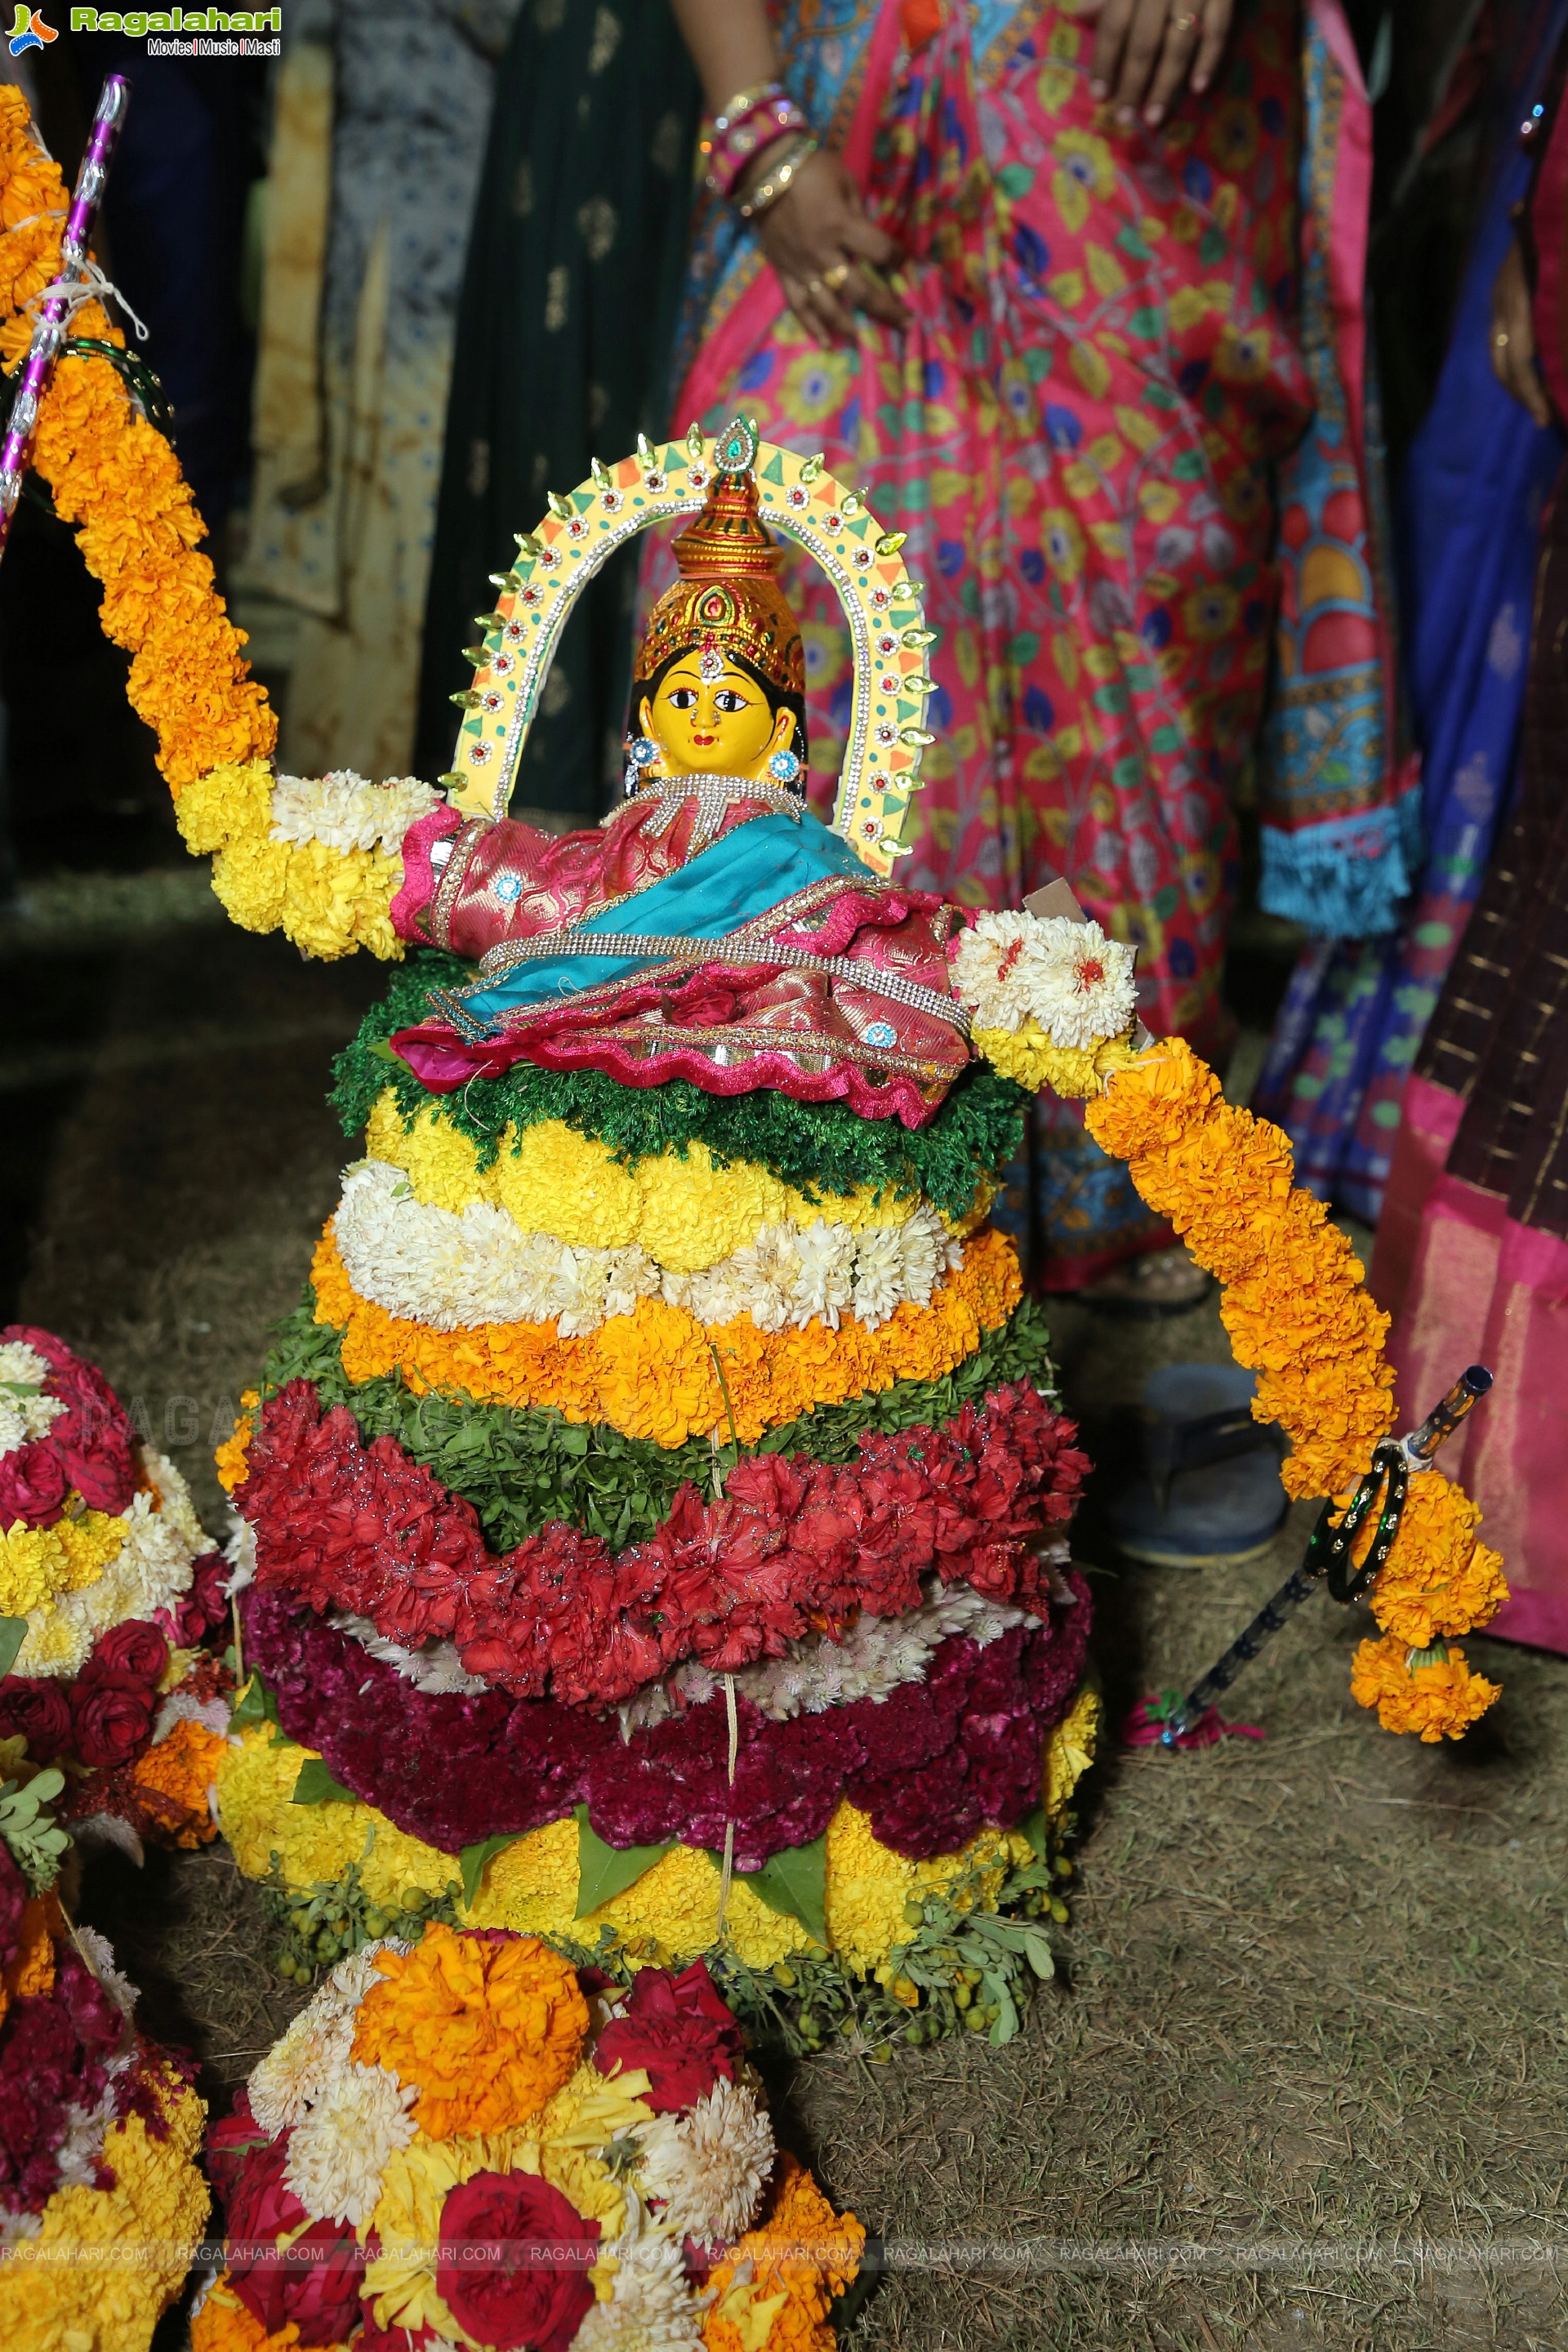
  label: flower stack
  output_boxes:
[0,1764,208,2349]
[195,1922,862,2352]
[0,1329,232,1851]
[212,994,1099,2028]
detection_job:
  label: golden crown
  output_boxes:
[634,417,805,698]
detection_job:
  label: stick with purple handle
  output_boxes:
[0,74,131,561]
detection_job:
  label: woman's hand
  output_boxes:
[1089,0,1236,127]
[1490,235,1552,428]
[741,145,908,346]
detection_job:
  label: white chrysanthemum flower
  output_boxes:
[325,1936,410,2008]
[604,1246,660,1324]
[636,2076,775,2247]
[850,1223,906,1330]
[0,1339,65,1459]
[270,769,439,855]
[787,1221,854,1330]
[54,2085,119,2190]
[283,2060,417,2226]
[335,1615,489,1695]
[74,1926,138,2018]
[950,909,1137,1047]
[154,1688,234,1740]
[576,2193,708,2351]
[248,1989,359,2136]
[894,1205,948,1307]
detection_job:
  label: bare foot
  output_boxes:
[1080,1245,1212,1314]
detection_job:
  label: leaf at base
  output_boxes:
[0,1619,24,1682]
[575,1807,670,1920]
[459,1831,520,1910]
[291,1757,356,1806]
[733,1830,829,1948]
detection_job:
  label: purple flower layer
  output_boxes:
[241,1574,1091,1870]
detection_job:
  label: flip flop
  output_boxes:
[1107,1362,1288,1567]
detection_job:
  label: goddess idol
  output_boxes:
[202,415,1116,2003]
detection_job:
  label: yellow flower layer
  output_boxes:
[0,1509,126,1619]
[176,759,405,962]
[364,1088,941,1266]
[216,1708,1097,1976]
[0,2067,209,2352]
[973,1021,1142,1099]
[311,1219,1022,1447]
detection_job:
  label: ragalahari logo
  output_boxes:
[7,7,56,53]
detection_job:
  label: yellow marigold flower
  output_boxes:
[1349,1633,1501,1742]
[0,1509,125,1617]
[351,1922,588,2139]
[215,1393,258,1494]
[971,1019,1141,1098]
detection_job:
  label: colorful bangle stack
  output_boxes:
[701,77,813,206]
[734,132,818,221]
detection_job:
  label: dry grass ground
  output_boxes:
[7,883,1568,2350]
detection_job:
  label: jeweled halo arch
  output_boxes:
[442,421,936,877]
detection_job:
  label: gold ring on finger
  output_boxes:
[1496,332,1511,349]
[822,261,853,292]
[1173,9,1199,28]
[806,276,827,299]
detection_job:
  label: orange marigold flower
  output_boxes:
[1349,1633,1500,1741]
[703,2154,865,2352]
[190,2272,304,2352]
[215,1395,258,1494]
[131,1719,225,1847]
[310,1223,1021,1446]
[1366,1474,1509,1647]
[350,1922,588,2139]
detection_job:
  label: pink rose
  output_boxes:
[591,1960,744,2114]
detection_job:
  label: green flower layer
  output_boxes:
[261,1291,1060,1554]
[330,948,1030,1220]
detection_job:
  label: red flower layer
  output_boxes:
[0,1325,136,1530]
[235,1379,1087,1712]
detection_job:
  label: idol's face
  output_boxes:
[642,655,795,781]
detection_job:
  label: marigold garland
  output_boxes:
[350,1923,588,2138]
[972,1020,1142,1099]
[0,91,419,966]
[1086,1035,1508,1738]
[310,1220,1022,1446]
[1348,1633,1501,1742]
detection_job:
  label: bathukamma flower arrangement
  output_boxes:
[0,62,1510,2132]
[0,1328,232,1850]
[0,1750,208,2350]
[195,1923,862,2352]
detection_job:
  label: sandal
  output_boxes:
[1079,1245,1216,1320]
[1107,1362,1288,1567]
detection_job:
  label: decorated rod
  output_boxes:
[1156,1364,1493,1748]
[0,74,130,559]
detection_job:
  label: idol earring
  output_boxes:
[624,733,662,795]
[768,745,803,787]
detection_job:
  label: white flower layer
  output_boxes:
[330,1566,1049,1725]
[950,908,1137,1047]
[0,1339,66,1460]
[332,1158,962,1338]
[15,1450,208,1681]
[269,768,440,857]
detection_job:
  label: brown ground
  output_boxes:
[7,877,1567,2351]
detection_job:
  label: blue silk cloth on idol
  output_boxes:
[441,808,868,1036]
[1254,0,1568,1223]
